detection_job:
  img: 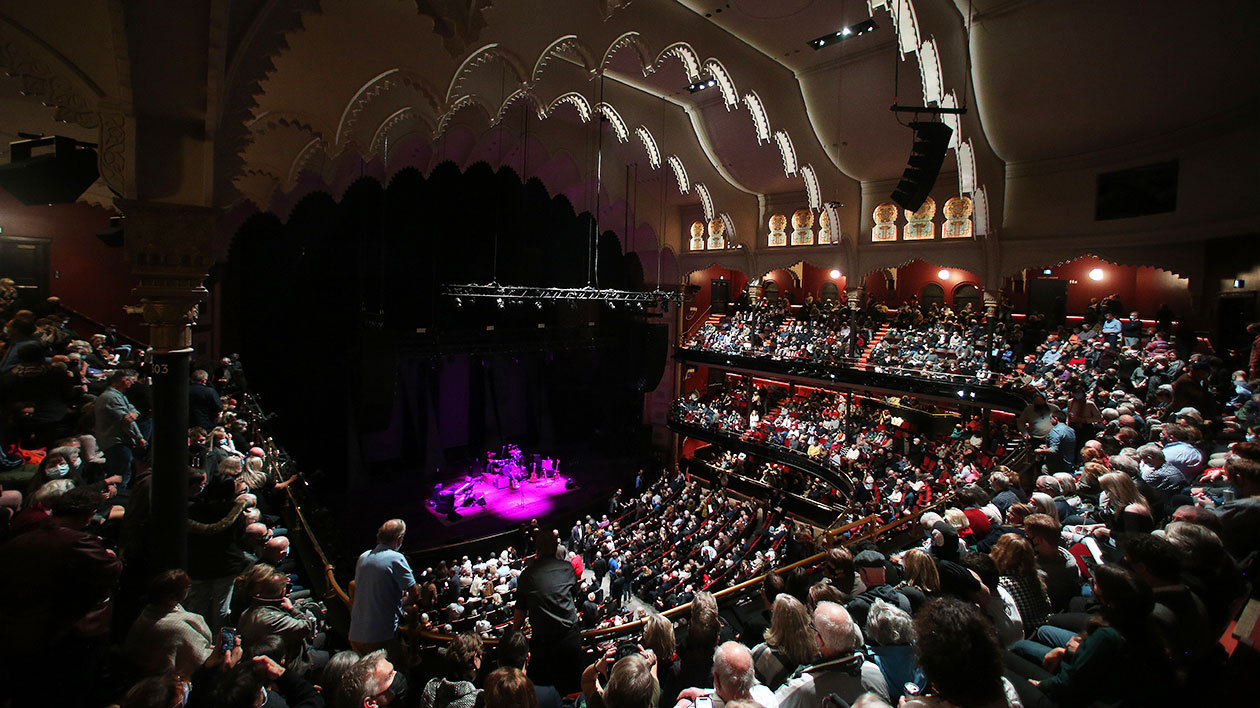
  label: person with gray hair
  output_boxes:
[863,600,923,702]
[675,641,778,708]
[774,601,888,708]
[1137,443,1187,493]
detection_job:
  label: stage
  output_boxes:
[426,472,579,526]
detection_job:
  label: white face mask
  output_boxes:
[48,463,70,479]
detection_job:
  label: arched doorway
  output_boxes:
[763,281,780,304]
[821,282,839,302]
[921,282,945,312]
[954,283,981,314]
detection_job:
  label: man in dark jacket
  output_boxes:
[844,550,912,627]
[188,369,223,431]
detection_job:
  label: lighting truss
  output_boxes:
[442,283,681,307]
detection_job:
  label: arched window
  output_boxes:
[821,282,839,302]
[763,281,780,304]
[954,283,981,314]
[921,282,945,311]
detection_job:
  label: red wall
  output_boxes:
[0,190,143,340]
[887,260,982,307]
[799,262,848,300]
[1007,256,1191,317]
[685,266,748,330]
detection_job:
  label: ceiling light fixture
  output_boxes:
[687,78,719,93]
[810,18,878,50]
[829,269,842,279]
[1089,268,1105,281]
[938,269,951,280]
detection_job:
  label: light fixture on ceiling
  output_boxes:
[809,18,878,50]
[829,269,842,279]
[687,78,718,93]
[1088,268,1105,281]
[938,269,951,280]
[1042,268,1053,275]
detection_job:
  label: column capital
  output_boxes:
[116,199,219,352]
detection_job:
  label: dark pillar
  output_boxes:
[120,199,216,573]
[150,349,191,570]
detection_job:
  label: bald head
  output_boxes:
[712,642,755,701]
[377,519,406,547]
[813,601,861,656]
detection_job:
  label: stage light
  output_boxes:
[534,300,544,310]
[1089,268,1105,281]
[454,297,463,307]
[1234,279,1246,289]
[810,19,878,49]
[829,269,841,279]
[1042,268,1052,275]
[938,269,951,279]
[496,297,505,309]
[957,389,966,398]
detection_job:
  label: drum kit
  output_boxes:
[485,444,558,488]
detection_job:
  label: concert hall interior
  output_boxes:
[0,1,1258,707]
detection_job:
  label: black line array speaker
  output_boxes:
[0,136,99,205]
[891,121,952,213]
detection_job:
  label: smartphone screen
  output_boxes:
[218,626,236,653]
[695,697,713,708]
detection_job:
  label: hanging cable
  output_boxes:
[593,72,606,289]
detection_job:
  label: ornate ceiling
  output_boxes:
[0,0,1257,285]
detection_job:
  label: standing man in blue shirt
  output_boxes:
[1037,409,1078,473]
[349,519,420,668]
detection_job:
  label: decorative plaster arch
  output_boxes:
[743,91,771,144]
[801,164,821,211]
[495,88,545,126]
[532,34,597,82]
[288,137,327,187]
[774,130,798,176]
[654,42,702,83]
[445,42,529,105]
[702,59,738,110]
[666,154,689,194]
[336,68,443,149]
[600,31,654,76]
[695,183,714,221]
[370,108,438,158]
[635,125,661,168]
[593,102,630,142]
[435,94,496,136]
[545,91,593,122]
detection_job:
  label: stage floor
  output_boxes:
[427,474,579,526]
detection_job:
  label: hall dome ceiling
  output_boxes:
[0,0,1255,256]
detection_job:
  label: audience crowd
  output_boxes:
[2,285,1257,708]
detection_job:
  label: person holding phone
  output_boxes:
[674,641,779,708]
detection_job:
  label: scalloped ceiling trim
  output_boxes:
[703,59,738,110]
[667,154,689,194]
[495,88,544,126]
[601,31,654,76]
[546,92,593,122]
[918,38,942,105]
[696,182,714,221]
[336,68,399,146]
[435,94,495,136]
[635,126,661,168]
[801,164,821,211]
[774,130,798,176]
[720,212,736,240]
[743,91,771,144]
[656,42,702,82]
[446,43,529,105]
[595,102,629,142]
[957,139,977,195]
[370,107,413,156]
[533,35,595,82]
[973,186,990,237]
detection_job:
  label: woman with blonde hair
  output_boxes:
[992,533,1052,635]
[896,549,939,613]
[751,593,817,690]
[1098,471,1154,534]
